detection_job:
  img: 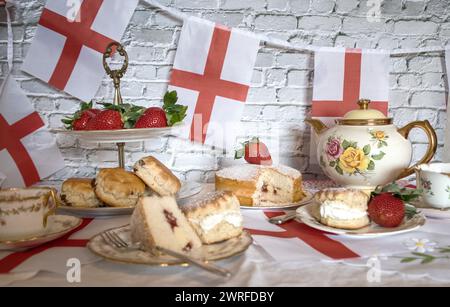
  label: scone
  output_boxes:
[94,168,146,207]
[130,195,202,254]
[215,164,306,207]
[133,156,181,196]
[180,191,243,244]
[314,188,370,230]
[60,178,103,208]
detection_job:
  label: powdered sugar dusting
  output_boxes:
[215,165,259,181]
[216,164,301,180]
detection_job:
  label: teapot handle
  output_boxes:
[396,120,437,179]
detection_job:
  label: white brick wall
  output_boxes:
[1,0,449,185]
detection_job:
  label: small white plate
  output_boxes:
[410,198,450,219]
[240,191,313,210]
[57,181,203,217]
[0,215,82,251]
[296,203,426,238]
[88,225,252,266]
[51,124,185,144]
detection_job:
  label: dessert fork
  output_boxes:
[100,230,232,278]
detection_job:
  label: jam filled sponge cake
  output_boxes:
[61,178,103,208]
[181,192,243,244]
[133,156,181,196]
[315,188,370,230]
[215,165,306,207]
[130,195,202,254]
[94,168,146,207]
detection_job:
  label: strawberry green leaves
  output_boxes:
[163,91,188,126]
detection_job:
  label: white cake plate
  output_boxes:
[51,124,185,144]
[57,181,203,218]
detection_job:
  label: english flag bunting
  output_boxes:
[310,47,390,162]
[21,0,138,101]
[0,75,65,188]
[168,17,260,150]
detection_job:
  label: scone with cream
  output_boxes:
[61,178,103,208]
[130,195,202,254]
[314,188,370,230]
[180,192,243,244]
[94,168,146,207]
[133,156,181,196]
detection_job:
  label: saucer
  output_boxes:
[0,215,82,251]
[296,203,426,238]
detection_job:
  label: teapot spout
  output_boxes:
[305,119,328,135]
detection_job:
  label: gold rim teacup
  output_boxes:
[416,163,450,209]
[0,187,58,241]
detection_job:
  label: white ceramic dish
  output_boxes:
[240,191,313,210]
[88,225,252,266]
[0,215,82,251]
[57,181,203,217]
[51,124,185,143]
[296,202,426,238]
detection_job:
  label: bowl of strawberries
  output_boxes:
[54,91,187,143]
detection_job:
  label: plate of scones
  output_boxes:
[296,188,426,238]
[57,156,202,217]
[88,191,252,265]
[215,164,313,209]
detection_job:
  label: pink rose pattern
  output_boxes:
[326,138,343,159]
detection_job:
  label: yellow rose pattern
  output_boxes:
[369,129,389,148]
[320,135,387,176]
[339,147,370,174]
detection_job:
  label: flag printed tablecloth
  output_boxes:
[2,182,450,286]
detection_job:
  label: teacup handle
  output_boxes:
[43,189,59,228]
[396,120,437,179]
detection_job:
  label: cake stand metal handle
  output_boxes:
[103,42,128,106]
[103,42,129,168]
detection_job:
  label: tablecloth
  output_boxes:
[1,182,450,287]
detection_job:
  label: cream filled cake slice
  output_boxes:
[130,195,202,254]
[215,164,306,207]
[180,192,243,244]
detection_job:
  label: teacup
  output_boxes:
[0,187,58,241]
[416,163,450,209]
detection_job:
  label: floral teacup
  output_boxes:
[416,163,450,209]
[0,187,57,241]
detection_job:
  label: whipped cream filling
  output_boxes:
[190,211,243,232]
[320,201,367,220]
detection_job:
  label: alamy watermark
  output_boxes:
[66,257,81,283]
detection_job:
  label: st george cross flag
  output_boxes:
[444,47,450,162]
[309,47,390,163]
[21,0,138,101]
[168,17,260,150]
[0,74,65,188]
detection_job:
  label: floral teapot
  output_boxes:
[306,99,437,189]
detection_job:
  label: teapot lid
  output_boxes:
[337,99,392,126]
[343,99,387,119]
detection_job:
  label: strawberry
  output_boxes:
[368,193,405,227]
[61,102,100,130]
[133,91,187,128]
[134,107,167,128]
[368,183,421,228]
[85,109,123,130]
[235,137,272,165]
